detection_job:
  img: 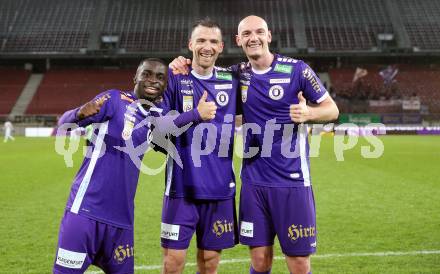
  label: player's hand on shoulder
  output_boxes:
[197,91,217,121]
[290,91,311,123]
[169,56,191,75]
[77,94,109,120]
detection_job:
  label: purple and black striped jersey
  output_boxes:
[236,54,328,187]
[160,67,239,199]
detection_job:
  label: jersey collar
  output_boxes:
[250,53,278,75]
[190,68,213,79]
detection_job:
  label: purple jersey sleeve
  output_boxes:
[58,91,116,128]
[298,61,328,104]
[157,69,202,130]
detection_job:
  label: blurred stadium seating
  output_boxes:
[26,69,133,114]
[1,0,440,126]
[0,69,30,114]
[2,0,438,54]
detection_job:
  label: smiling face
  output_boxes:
[133,60,167,102]
[189,25,224,71]
[236,15,272,60]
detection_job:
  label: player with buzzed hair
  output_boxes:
[234,15,338,274]
[170,15,339,274]
[53,58,215,274]
[159,18,239,274]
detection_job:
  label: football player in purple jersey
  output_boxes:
[170,15,339,274]
[53,58,214,274]
[159,18,240,274]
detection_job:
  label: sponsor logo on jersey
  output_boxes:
[122,119,135,140]
[180,89,193,95]
[241,86,248,103]
[183,95,193,112]
[180,79,193,85]
[240,221,254,237]
[216,71,232,81]
[302,67,322,93]
[212,220,234,237]
[215,83,233,90]
[269,85,284,100]
[274,64,293,74]
[56,248,86,269]
[161,223,180,240]
[113,244,134,264]
[270,78,291,84]
[216,91,229,106]
[287,224,316,241]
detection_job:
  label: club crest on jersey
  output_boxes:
[216,91,229,106]
[241,86,248,103]
[183,95,193,112]
[269,85,284,100]
[122,119,134,140]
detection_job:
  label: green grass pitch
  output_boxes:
[1,135,439,273]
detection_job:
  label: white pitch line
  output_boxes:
[86,250,440,273]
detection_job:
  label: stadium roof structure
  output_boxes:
[1,0,440,59]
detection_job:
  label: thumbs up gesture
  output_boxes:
[77,94,110,120]
[289,91,310,123]
[197,91,217,121]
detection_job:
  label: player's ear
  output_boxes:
[219,41,224,53]
[235,34,241,46]
[188,39,193,51]
[267,30,272,43]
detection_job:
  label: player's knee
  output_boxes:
[163,253,185,273]
[197,250,220,273]
[251,252,273,272]
[288,256,310,274]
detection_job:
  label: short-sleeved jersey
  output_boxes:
[160,67,239,199]
[60,90,159,229]
[236,54,328,187]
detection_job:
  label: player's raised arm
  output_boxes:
[57,91,114,127]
